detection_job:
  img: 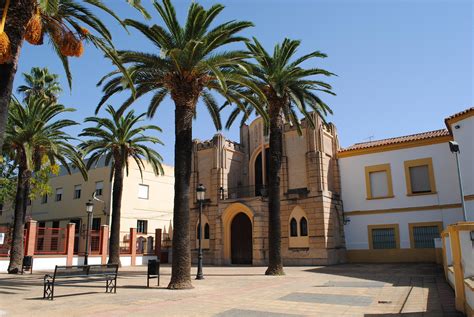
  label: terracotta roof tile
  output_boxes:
[446,107,474,122]
[339,129,450,152]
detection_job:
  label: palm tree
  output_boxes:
[0,0,145,162]
[225,38,336,275]
[98,0,264,289]
[80,105,164,266]
[3,96,86,273]
[17,67,62,101]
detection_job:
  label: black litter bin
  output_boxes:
[22,256,33,274]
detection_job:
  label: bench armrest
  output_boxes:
[44,274,53,283]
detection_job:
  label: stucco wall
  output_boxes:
[0,164,112,228]
[340,142,461,212]
[120,162,174,236]
[344,208,463,250]
[449,115,474,220]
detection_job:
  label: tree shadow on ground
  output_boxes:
[25,291,99,300]
[305,263,461,317]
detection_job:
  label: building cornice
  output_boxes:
[344,203,461,216]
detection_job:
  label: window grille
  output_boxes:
[413,226,439,248]
[372,228,396,249]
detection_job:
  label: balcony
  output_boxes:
[219,185,267,200]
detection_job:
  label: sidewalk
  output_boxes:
[0,263,461,317]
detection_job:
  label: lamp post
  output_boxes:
[84,200,94,265]
[196,184,206,280]
[449,141,467,221]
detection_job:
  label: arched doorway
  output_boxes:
[231,212,253,264]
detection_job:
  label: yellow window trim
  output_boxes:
[364,164,394,200]
[408,221,443,249]
[368,224,400,250]
[465,194,474,201]
[404,158,437,196]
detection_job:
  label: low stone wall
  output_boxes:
[441,222,474,316]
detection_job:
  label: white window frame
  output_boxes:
[138,184,149,200]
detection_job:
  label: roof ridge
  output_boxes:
[340,129,450,153]
[350,129,448,146]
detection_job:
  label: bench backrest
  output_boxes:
[53,264,118,278]
[88,264,118,276]
[54,265,89,277]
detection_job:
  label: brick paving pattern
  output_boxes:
[0,263,463,316]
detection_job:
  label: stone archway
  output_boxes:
[222,202,254,264]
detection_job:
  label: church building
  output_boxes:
[189,113,346,265]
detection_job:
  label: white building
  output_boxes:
[339,107,473,263]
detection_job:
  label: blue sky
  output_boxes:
[15,0,473,165]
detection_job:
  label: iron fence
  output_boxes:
[35,227,67,255]
[90,230,102,254]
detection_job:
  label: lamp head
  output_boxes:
[86,200,94,213]
[196,184,206,201]
[449,141,460,153]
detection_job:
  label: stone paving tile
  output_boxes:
[0,263,463,317]
[214,309,304,317]
[280,292,374,306]
[317,280,387,288]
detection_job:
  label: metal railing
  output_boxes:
[219,185,267,200]
[90,230,102,254]
[136,234,156,255]
[35,227,67,255]
[119,241,131,254]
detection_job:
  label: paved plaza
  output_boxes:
[0,263,461,317]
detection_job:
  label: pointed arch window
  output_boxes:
[290,218,298,237]
[300,217,308,236]
[204,223,210,239]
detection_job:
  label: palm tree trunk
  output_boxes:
[0,0,35,154]
[168,101,194,290]
[265,105,285,276]
[108,160,124,266]
[7,157,31,274]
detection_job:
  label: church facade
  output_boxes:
[189,114,346,265]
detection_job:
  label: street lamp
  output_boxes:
[84,200,94,265]
[196,184,206,280]
[449,141,467,221]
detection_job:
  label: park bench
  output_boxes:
[43,264,118,300]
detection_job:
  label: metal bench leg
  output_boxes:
[106,277,117,293]
[43,281,53,300]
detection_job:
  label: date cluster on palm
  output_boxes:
[59,31,84,57]
[24,12,43,45]
[23,7,86,58]
[0,0,11,64]
[0,31,10,64]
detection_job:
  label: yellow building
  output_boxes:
[0,158,174,254]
